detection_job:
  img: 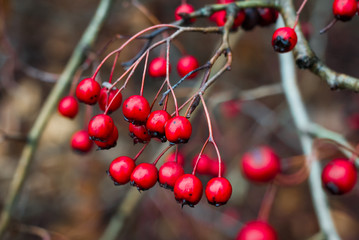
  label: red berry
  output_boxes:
[192,154,212,175]
[165,152,185,166]
[70,130,93,153]
[321,158,357,195]
[148,57,169,78]
[205,177,232,206]
[130,163,158,191]
[158,162,185,190]
[208,159,226,177]
[165,116,192,144]
[257,8,278,26]
[216,0,234,3]
[76,78,101,105]
[175,3,195,22]
[333,0,357,21]
[210,10,245,29]
[272,27,297,53]
[129,123,151,144]
[174,174,203,207]
[88,114,114,141]
[98,87,122,113]
[58,96,78,119]
[94,125,118,150]
[177,55,199,79]
[146,110,171,142]
[108,156,136,185]
[221,99,241,118]
[122,95,151,125]
[236,221,277,240]
[240,146,281,183]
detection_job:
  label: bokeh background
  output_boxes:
[1,0,359,239]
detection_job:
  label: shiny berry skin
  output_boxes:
[240,146,281,183]
[236,221,277,240]
[76,78,101,105]
[146,110,171,142]
[148,57,169,78]
[174,174,203,207]
[177,55,199,79]
[88,114,114,141]
[333,0,357,21]
[108,156,136,185]
[98,87,122,113]
[129,123,151,144]
[130,163,158,191]
[70,130,93,153]
[321,158,357,195]
[165,116,192,144]
[258,8,278,26]
[192,154,212,175]
[205,177,232,207]
[165,152,185,166]
[158,162,185,190]
[175,3,195,22]
[94,125,118,150]
[122,95,151,125]
[272,27,297,53]
[58,96,78,119]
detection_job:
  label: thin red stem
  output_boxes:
[192,138,210,175]
[133,142,150,161]
[140,51,149,96]
[108,51,119,84]
[150,79,167,110]
[257,184,277,222]
[153,144,174,166]
[165,39,179,116]
[293,0,308,29]
[319,18,337,35]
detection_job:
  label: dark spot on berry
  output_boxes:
[325,182,341,195]
[189,193,192,196]
[273,36,291,53]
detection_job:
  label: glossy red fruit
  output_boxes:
[210,10,245,29]
[321,158,357,195]
[98,87,122,113]
[209,159,226,177]
[240,146,281,183]
[236,221,277,240]
[58,96,78,119]
[272,27,297,53]
[94,125,118,150]
[158,162,185,190]
[70,130,93,153]
[148,57,169,78]
[165,152,185,166]
[88,114,114,141]
[146,110,171,142]
[258,8,278,26]
[122,95,151,125]
[177,55,199,79]
[165,116,192,144]
[174,174,203,207]
[129,123,151,144]
[192,154,212,175]
[205,177,232,206]
[76,78,101,105]
[108,156,136,185]
[175,3,195,22]
[130,163,158,191]
[333,0,357,21]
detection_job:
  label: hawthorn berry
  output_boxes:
[321,158,357,195]
[205,177,232,207]
[208,159,226,177]
[272,27,297,53]
[146,110,171,142]
[130,163,158,191]
[129,123,151,144]
[148,57,169,78]
[70,130,93,153]
[165,116,192,144]
[58,96,78,119]
[174,174,203,207]
[98,87,122,113]
[236,221,277,240]
[94,125,118,150]
[108,156,136,185]
[122,95,151,125]
[177,55,199,79]
[240,146,281,183]
[332,0,357,21]
[158,162,185,190]
[175,3,195,22]
[88,114,115,141]
[165,151,185,166]
[76,78,101,105]
[257,8,278,26]
[192,154,212,175]
[210,10,245,30]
